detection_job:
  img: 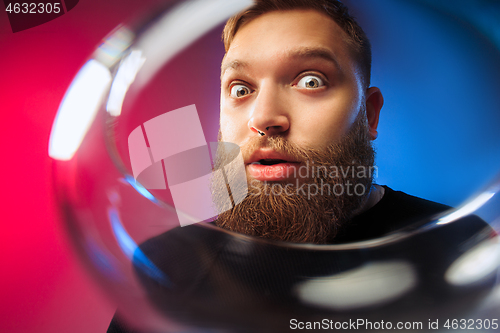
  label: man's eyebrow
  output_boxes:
[286,47,342,71]
[220,59,248,79]
[220,47,342,78]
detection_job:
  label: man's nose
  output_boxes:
[248,84,290,136]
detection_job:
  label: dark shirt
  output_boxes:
[333,185,452,242]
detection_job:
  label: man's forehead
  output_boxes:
[221,46,343,78]
[220,9,352,78]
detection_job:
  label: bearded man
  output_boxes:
[212,0,449,244]
[108,1,495,332]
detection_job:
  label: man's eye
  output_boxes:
[230,84,251,98]
[297,75,324,89]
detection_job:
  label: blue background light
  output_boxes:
[347,0,500,206]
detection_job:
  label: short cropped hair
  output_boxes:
[222,0,372,88]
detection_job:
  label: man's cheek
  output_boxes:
[219,122,242,144]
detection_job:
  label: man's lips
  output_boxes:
[245,149,301,181]
[245,149,300,165]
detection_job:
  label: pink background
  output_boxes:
[0,1,166,332]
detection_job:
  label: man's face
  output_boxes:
[215,9,382,244]
[220,9,365,167]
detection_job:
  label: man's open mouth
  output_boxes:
[253,159,289,165]
[247,155,301,181]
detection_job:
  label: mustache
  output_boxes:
[239,135,312,164]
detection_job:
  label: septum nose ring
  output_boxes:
[252,126,270,136]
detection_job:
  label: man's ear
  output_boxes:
[365,87,384,140]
